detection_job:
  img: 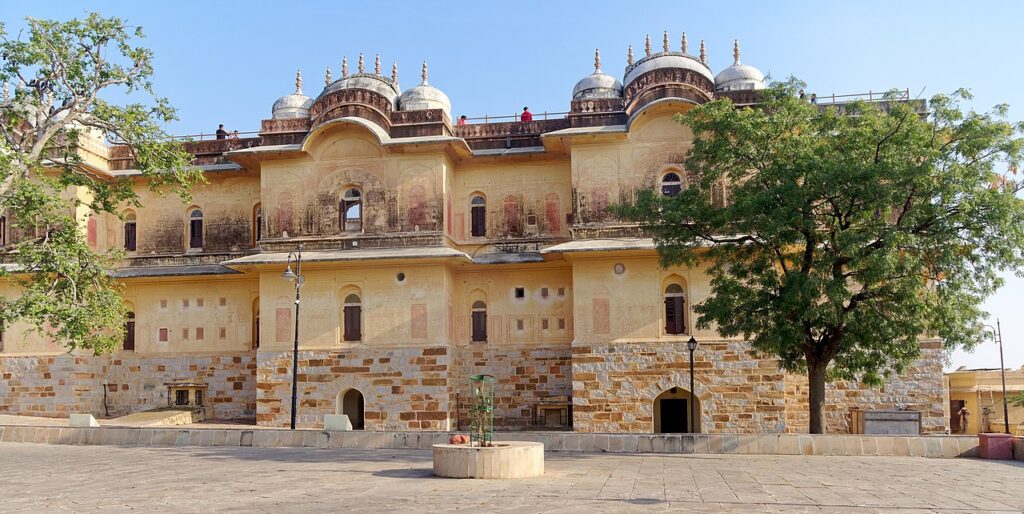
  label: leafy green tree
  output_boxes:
[1010,391,1024,409]
[620,80,1024,433]
[0,14,201,354]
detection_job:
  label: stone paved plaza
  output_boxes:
[2,442,1023,512]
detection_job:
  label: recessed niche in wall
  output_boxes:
[515,287,525,299]
[397,272,406,282]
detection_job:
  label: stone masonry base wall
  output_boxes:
[573,340,944,434]
[256,346,453,430]
[0,352,256,420]
[453,344,572,430]
[572,340,788,433]
[784,341,945,434]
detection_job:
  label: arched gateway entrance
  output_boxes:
[654,387,701,433]
[336,388,365,430]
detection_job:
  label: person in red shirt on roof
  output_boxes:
[520,106,533,122]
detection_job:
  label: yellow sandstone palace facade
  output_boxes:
[0,35,945,434]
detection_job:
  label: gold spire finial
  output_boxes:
[645,34,652,56]
[627,45,634,66]
[358,53,365,74]
[733,39,741,65]
[374,54,381,75]
[342,56,349,77]
[325,66,332,86]
[663,31,670,53]
[421,60,429,85]
[594,49,601,73]
[699,40,707,64]
[681,32,688,53]
[391,61,399,84]
[295,68,303,94]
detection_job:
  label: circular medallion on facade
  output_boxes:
[397,272,406,282]
[613,263,626,275]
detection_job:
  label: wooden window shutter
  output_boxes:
[190,220,203,248]
[471,311,487,342]
[665,296,685,335]
[471,206,485,237]
[124,320,136,350]
[344,305,361,341]
[125,223,137,251]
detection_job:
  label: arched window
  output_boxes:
[253,204,263,246]
[471,300,487,342]
[664,283,686,335]
[470,195,486,237]
[340,188,362,233]
[123,311,136,351]
[661,172,682,197]
[188,208,204,250]
[343,293,362,341]
[123,212,137,252]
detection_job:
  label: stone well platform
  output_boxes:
[433,441,544,479]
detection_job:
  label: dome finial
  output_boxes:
[627,45,634,66]
[325,66,332,86]
[374,54,381,75]
[358,53,365,74]
[392,61,398,83]
[342,56,349,77]
[699,40,707,65]
[681,32,688,53]
[645,34,652,56]
[295,68,303,94]
[594,49,601,73]
[421,60,429,85]
[733,39,741,65]
[663,31,670,53]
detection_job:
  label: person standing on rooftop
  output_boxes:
[520,107,532,122]
[216,124,227,139]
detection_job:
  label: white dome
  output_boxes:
[573,50,623,100]
[573,72,623,100]
[624,52,714,88]
[272,93,313,119]
[715,64,765,92]
[322,74,400,107]
[271,69,313,119]
[400,85,451,116]
[398,62,451,117]
[714,40,765,92]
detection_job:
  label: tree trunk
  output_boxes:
[807,362,828,434]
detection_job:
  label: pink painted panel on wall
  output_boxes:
[275,307,292,343]
[411,303,427,339]
[592,298,610,335]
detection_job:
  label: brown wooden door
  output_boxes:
[950,400,965,433]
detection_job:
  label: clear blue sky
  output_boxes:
[4,1,1023,371]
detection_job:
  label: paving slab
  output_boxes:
[0,442,1022,512]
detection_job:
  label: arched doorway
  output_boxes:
[654,387,700,433]
[336,388,365,430]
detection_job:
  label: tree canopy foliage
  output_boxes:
[0,14,201,354]
[619,80,1024,433]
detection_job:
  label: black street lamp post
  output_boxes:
[687,336,699,433]
[282,243,304,430]
[982,320,1010,435]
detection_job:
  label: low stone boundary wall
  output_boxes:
[0,424,979,458]
[1014,437,1024,461]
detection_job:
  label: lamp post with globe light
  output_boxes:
[282,244,304,430]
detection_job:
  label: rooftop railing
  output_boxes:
[154,89,915,140]
[811,89,912,105]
